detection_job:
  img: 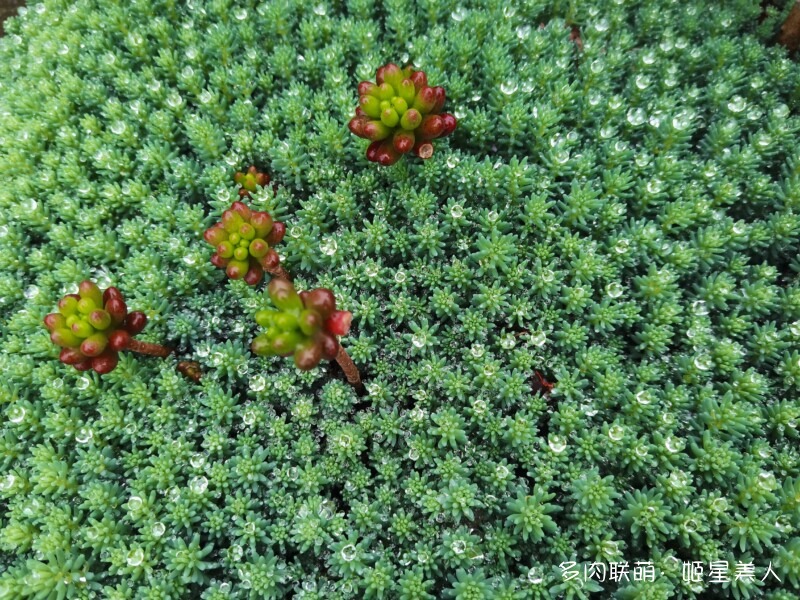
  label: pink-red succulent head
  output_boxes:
[234,166,271,198]
[251,279,352,370]
[203,201,286,286]
[349,63,457,166]
[44,281,149,374]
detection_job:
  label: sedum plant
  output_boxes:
[2,0,800,597]
[252,279,360,386]
[43,280,170,374]
[203,200,288,285]
[234,165,271,199]
[348,63,457,165]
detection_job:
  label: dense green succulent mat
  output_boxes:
[2,0,800,598]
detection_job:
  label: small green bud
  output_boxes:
[58,296,79,316]
[397,78,416,103]
[249,239,269,258]
[255,310,274,328]
[51,328,81,348]
[77,298,97,315]
[217,241,234,258]
[240,223,256,240]
[400,109,422,130]
[233,247,249,261]
[268,279,304,312]
[391,97,408,114]
[380,107,400,128]
[274,312,299,331]
[251,334,273,356]
[299,309,323,336]
[359,95,382,118]
[78,280,104,306]
[71,320,95,338]
[377,82,395,101]
[272,331,303,356]
[87,309,111,331]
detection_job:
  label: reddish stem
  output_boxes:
[335,345,362,389]
[266,264,292,281]
[779,1,800,52]
[126,338,172,358]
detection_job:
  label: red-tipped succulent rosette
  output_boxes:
[44,281,171,375]
[251,279,361,386]
[234,166,271,198]
[349,63,457,166]
[203,200,289,286]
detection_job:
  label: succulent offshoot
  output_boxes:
[234,165,271,198]
[203,201,289,285]
[44,281,171,374]
[349,63,457,166]
[252,279,361,386]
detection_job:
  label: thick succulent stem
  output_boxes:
[778,1,800,52]
[126,339,172,358]
[335,344,362,389]
[266,264,292,281]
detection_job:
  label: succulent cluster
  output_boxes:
[348,63,457,165]
[43,281,148,374]
[3,0,800,597]
[234,165,271,198]
[203,201,286,286]
[252,279,352,370]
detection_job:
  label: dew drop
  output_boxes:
[8,406,25,423]
[664,436,682,453]
[190,476,208,494]
[614,239,630,254]
[75,428,93,444]
[693,355,712,371]
[500,81,518,95]
[143,522,164,541]
[530,331,547,347]
[548,434,567,453]
[320,238,337,256]
[608,425,624,441]
[250,375,266,392]
[626,108,646,127]
[500,335,516,350]
[527,567,543,584]
[126,548,144,567]
[234,8,248,20]
[605,282,623,298]
[340,544,357,562]
[727,96,746,113]
[451,540,466,555]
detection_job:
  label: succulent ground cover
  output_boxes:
[1,0,800,599]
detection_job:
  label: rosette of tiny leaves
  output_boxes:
[252,279,361,385]
[234,165,271,198]
[43,280,168,374]
[348,63,457,165]
[203,200,288,285]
